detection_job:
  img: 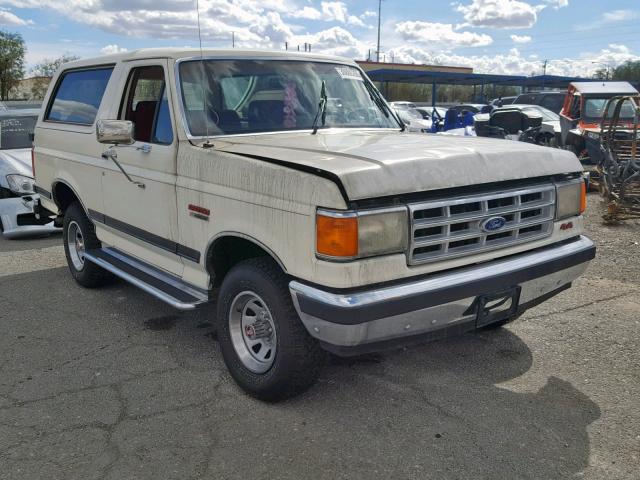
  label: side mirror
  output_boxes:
[96,119,134,145]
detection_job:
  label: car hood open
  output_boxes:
[215,130,582,201]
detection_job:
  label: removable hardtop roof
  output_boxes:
[570,81,638,96]
[58,48,357,71]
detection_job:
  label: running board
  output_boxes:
[84,247,210,310]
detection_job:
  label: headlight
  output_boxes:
[6,174,35,195]
[316,207,408,260]
[555,179,586,219]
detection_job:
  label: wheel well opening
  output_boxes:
[53,182,79,213]
[207,236,282,286]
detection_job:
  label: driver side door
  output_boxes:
[99,60,186,276]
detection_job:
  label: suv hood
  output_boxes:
[215,130,581,201]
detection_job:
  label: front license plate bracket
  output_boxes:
[473,286,521,328]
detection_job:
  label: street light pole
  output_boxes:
[376,0,382,62]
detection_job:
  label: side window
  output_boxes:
[46,68,113,125]
[121,66,173,144]
[541,95,563,112]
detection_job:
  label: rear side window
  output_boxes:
[46,68,113,125]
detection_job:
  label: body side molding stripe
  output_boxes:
[88,209,201,263]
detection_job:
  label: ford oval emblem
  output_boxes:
[481,216,507,232]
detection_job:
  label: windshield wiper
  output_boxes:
[311,80,328,135]
[364,80,405,131]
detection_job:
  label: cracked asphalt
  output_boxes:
[0,193,639,479]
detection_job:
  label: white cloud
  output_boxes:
[362,10,377,18]
[510,34,531,43]
[0,0,295,46]
[0,9,32,26]
[292,2,369,27]
[602,9,639,23]
[456,0,545,29]
[291,26,371,59]
[387,44,639,77]
[291,6,322,20]
[396,21,493,48]
[544,0,568,8]
[100,44,128,55]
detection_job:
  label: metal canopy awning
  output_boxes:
[365,68,598,105]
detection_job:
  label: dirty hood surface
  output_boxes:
[215,130,582,201]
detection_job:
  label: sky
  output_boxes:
[1,0,639,77]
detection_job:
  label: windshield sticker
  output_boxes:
[335,66,363,81]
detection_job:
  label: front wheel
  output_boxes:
[216,258,326,401]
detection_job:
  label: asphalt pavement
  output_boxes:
[0,194,638,480]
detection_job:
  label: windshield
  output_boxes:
[0,115,37,150]
[178,60,400,136]
[523,106,559,121]
[584,97,637,122]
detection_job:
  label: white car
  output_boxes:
[0,109,59,238]
[390,103,431,132]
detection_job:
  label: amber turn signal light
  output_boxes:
[316,212,358,258]
[580,180,587,214]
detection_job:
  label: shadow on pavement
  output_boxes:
[1,267,602,479]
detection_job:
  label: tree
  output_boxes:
[611,61,640,84]
[0,30,25,100]
[593,68,609,80]
[30,54,80,100]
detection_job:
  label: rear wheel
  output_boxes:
[217,257,325,401]
[63,202,112,288]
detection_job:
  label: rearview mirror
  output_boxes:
[96,119,134,145]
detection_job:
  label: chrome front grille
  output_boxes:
[408,184,556,265]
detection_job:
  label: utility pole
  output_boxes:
[376,0,382,62]
[542,59,548,90]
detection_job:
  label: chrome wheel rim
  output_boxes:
[229,291,277,374]
[67,221,85,271]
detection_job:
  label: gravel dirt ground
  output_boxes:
[0,193,638,480]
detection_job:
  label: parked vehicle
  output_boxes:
[478,104,560,146]
[558,81,639,163]
[389,100,416,109]
[491,96,517,108]
[514,91,565,114]
[450,103,488,114]
[390,102,431,132]
[0,108,59,238]
[34,49,594,400]
[415,106,448,131]
[474,107,543,144]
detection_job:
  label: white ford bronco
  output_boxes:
[33,49,594,400]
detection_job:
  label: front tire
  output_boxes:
[63,202,112,288]
[217,258,325,401]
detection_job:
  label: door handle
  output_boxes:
[101,148,146,189]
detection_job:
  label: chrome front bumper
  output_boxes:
[0,195,60,239]
[290,236,595,355]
